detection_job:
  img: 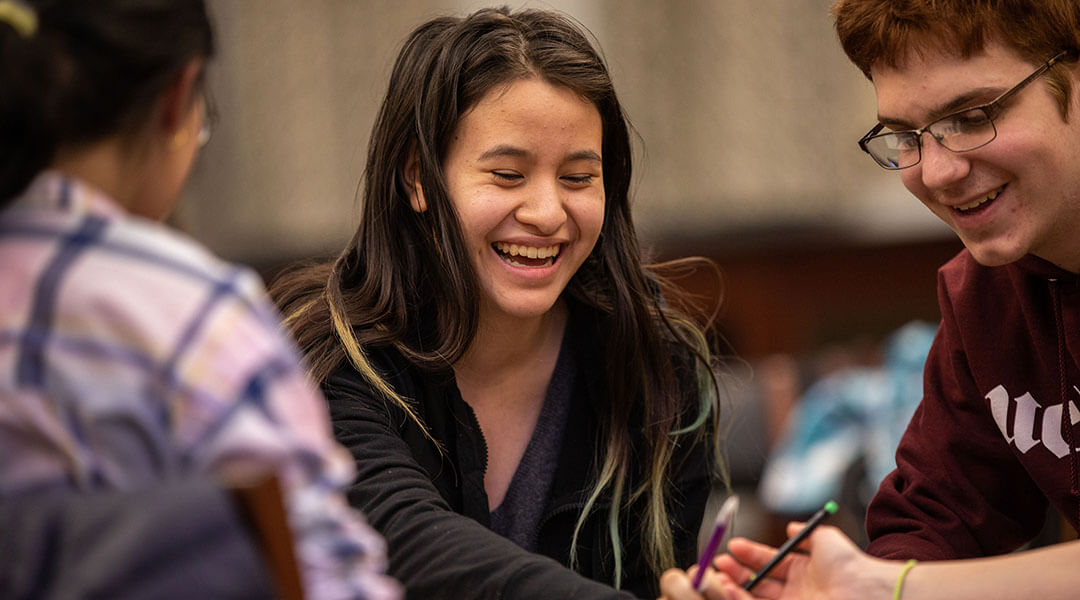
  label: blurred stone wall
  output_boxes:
[179,0,949,267]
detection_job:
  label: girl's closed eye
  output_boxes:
[561,173,597,187]
[492,170,525,184]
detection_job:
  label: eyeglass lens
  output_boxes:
[864,107,995,169]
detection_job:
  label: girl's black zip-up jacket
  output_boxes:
[323,302,713,599]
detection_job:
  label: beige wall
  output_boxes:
[178,0,950,267]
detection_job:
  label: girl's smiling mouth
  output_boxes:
[492,242,562,267]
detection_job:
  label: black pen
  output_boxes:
[743,500,837,591]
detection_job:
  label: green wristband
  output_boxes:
[892,559,918,600]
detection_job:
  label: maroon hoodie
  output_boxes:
[866,250,1080,560]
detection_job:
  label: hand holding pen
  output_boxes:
[744,500,837,590]
[691,495,740,591]
[659,500,845,600]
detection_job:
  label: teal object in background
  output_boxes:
[758,321,937,515]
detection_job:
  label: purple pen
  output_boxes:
[690,494,740,592]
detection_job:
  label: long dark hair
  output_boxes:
[0,0,214,204]
[271,6,723,583]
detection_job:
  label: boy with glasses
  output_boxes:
[832,0,1080,562]
[656,2,1080,599]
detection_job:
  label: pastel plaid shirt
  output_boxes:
[0,172,400,600]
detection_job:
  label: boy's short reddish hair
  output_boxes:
[831,0,1080,115]
[832,0,1080,77]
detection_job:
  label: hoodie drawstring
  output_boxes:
[1049,279,1080,525]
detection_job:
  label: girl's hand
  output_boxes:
[657,565,754,600]
[714,524,893,600]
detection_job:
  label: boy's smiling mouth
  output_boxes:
[956,184,1005,213]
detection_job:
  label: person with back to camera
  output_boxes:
[0,1,399,597]
[269,6,726,599]
[657,0,1080,599]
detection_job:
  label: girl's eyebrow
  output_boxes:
[477,144,529,161]
[477,145,602,163]
[565,150,602,163]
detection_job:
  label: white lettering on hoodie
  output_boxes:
[989,385,1080,458]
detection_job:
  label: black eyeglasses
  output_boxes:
[858,50,1074,170]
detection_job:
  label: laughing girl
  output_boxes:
[271,7,725,599]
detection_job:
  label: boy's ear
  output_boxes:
[404,146,427,213]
